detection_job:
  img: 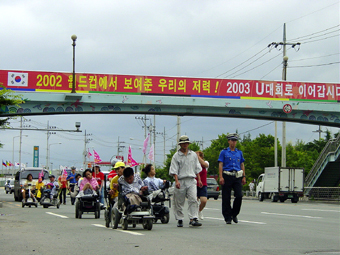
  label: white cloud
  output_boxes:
[0,0,339,170]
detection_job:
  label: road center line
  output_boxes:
[301,209,340,213]
[46,212,69,218]
[205,217,266,224]
[261,212,322,219]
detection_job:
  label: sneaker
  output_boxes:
[226,219,232,224]
[177,220,183,227]
[190,218,202,227]
[198,211,204,220]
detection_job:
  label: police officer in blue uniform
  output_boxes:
[218,133,246,224]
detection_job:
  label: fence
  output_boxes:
[304,187,340,201]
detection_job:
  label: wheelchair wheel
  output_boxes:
[95,203,101,219]
[105,208,111,228]
[122,218,128,230]
[161,213,170,224]
[146,219,153,230]
[112,208,121,229]
[75,201,80,218]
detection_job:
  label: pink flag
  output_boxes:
[128,146,139,167]
[93,149,102,163]
[38,169,44,179]
[148,144,154,162]
[143,133,150,154]
[63,169,68,176]
[87,148,92,158]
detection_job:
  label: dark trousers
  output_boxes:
[221,174,243,221]
[59,188,67,204]
[69,184,76,205]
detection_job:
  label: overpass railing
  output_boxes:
[304,187,340,201]
[304,133,340,189]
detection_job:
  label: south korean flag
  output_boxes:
[8,72,29,87]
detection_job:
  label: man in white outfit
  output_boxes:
[169,135,203,227]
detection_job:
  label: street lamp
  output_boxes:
[71,34,77,93]
[47,142,62,171]
[12,135,28,176]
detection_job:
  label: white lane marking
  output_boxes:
[46,212,69,218]
[205,217,266,225]
[92,224,144,235]
[204,208,220,211]
[261,212,322,219]
[92,224,107,228]
[301,209,340,213]
[115,229,144,236]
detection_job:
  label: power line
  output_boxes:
[260,63,282,79]
[295,29,339,42]
[229,51,282,78]
[196,25,283,76]
[289,61,340,68]
[288,25,339,41]
[215,47,269,78]
[286,2,339,24]
[290,53,339,62]
[302,34,339,44]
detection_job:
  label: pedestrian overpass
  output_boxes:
[0,69,339,127]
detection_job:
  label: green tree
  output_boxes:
[0,85,24,148]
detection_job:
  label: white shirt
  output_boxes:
[169,149,202,179]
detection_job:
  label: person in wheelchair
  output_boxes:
[142,164,167,201]
[47,175,59,199]
[35,177,45,202]
[118,167,148,212]
[109,162,125,207]
[78,169,99,197]
[22,174,36,202]
[69,174,82,200]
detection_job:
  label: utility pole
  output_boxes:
[313,125,324,140]
[83,130,92,169]
[46,121,57,170]
[135,115,150,164]
[268,23,300,167]
[117,136,125,156]
[155,127,166,164]
[176,116,181,151]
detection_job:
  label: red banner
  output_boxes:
[0,69,339,101]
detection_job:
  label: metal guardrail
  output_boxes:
[304,133,340,188]
[304,187,340,201]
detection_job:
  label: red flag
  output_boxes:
[128,146,139,167]
[93,150,102,163]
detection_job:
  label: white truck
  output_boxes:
[256,167,304,203]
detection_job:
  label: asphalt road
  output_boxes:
[0,190,339,255]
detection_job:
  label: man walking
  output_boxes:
[169,135,203,227]
[218,133,246,224]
